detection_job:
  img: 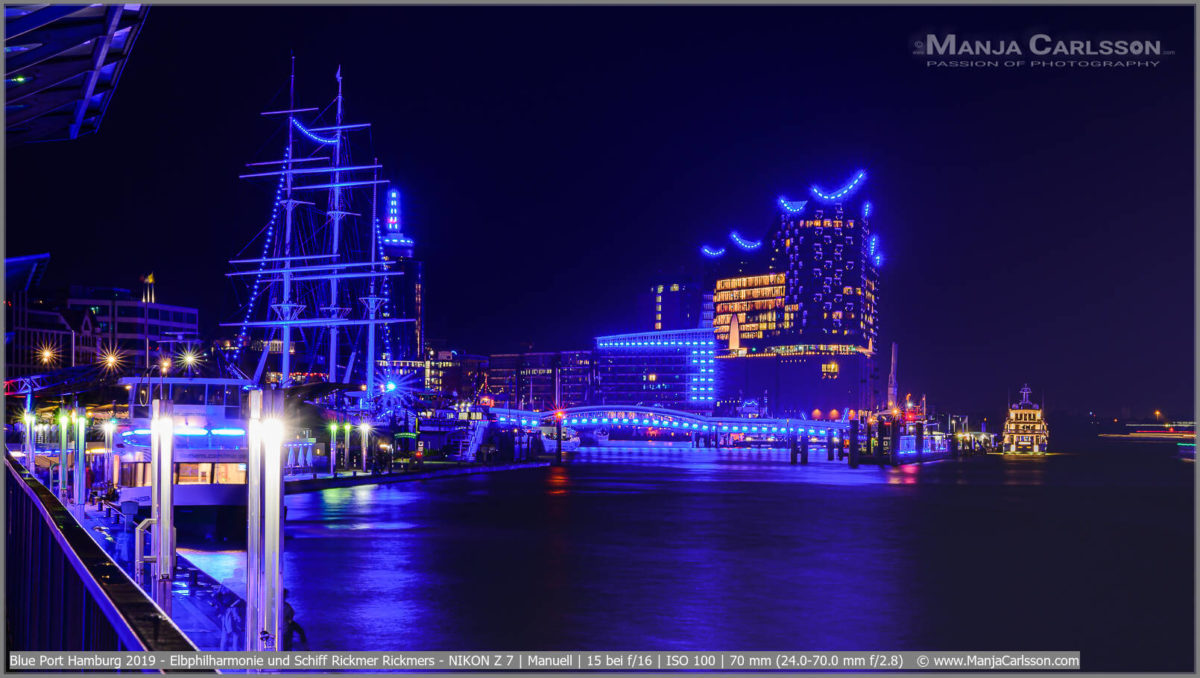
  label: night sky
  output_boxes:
[6,6,1194,418]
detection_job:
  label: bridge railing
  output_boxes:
[5,453,204,657]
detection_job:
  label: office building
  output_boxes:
[593,328,716,412]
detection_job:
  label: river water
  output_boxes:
[182,441,1194,671]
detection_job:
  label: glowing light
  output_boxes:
[99,345,126,373]
[37,343,59,365]
[728,230,762,250]
[159,358,171,372]
[291,117,338,145]
[811,170,867,202]
[862,201,873,218]
[177,348,201,370]
[102,419,116,434]
[359,422,371,433]
[778,197,808,213]
[701,245,726,258]
[386,381,397,392]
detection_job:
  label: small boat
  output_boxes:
[539,425,581,452]
[1001,384,1049,454]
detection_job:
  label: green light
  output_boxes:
[343,422,351,432]
[328,422,338,434]
[12,75,26,83]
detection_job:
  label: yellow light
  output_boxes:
[159,358,170,371]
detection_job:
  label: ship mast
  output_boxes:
[326,66,347,382]
[226,63,408,405]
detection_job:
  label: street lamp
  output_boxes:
[103,419,118,488]
[327,421,339,476]
[359,422,371,472]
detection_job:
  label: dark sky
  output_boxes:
[6,6,1194,417]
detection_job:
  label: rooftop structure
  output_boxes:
[5,4,149,143]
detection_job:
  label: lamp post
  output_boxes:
[343,422,351,473]
[246,388,285,651]
[22,411,35,473]
[360,422,371,473]
[328,420,338,477]
[56,408,69,499]
[103,419,118,489]
[73,409,87,505]
[553,410,565,466]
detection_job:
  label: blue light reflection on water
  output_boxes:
[182,441,1193,670]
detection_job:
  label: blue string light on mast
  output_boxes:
[291,117,338,145]
[233,146,289,362]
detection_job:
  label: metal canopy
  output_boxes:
[5,4,148,144]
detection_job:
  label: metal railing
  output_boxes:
[5,453,206,658]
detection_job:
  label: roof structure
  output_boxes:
[5,4,148,144]
[5,252,50,293]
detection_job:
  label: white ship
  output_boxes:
[1001,385,1049,454]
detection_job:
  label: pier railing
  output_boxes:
[5,453,203,656]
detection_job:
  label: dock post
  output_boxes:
[826,429,834,461]
[790,429,798,465]
[800,433,809,465]
[849,420,860,469]
[343,422,351,474]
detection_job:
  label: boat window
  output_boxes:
[206,386,226,406]
[214,463,247,485]
[172,384,206,405]
[175,462,213,485]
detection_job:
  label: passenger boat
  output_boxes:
[113,376,253,513]
[1001,385,1049,454]
[539,425,581,452]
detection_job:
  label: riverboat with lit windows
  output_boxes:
[1001,385,1049,454]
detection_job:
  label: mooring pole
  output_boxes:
[151,399,175,582]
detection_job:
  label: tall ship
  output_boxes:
[1001,384,1049,454]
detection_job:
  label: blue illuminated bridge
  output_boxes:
[490,405,851,441]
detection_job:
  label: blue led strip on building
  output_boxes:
[701,245,726,258]
[778,197,808,213]
[862,201,873,218]
[728,229,762,250]
[810,169,867,202]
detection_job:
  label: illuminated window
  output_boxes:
[821,362,839,379]
[647,374,657,382]
[670,284,679,292]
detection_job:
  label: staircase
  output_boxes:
[451,419,488,462]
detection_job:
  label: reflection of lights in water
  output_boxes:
[546,465,570,494]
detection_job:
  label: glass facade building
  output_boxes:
[593,328,716,412]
